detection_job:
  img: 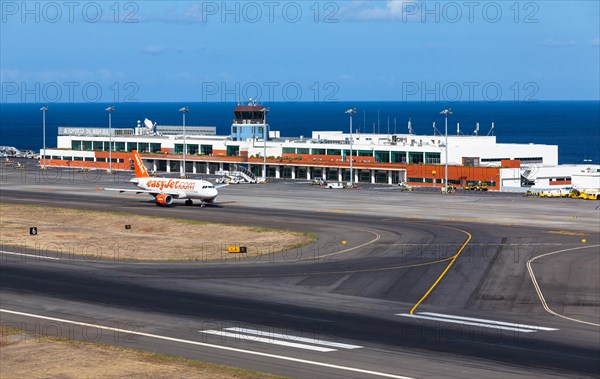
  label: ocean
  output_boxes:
[1,101,598,165]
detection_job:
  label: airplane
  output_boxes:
[97,150,224,207]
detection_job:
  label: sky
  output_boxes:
[1,0,599,102]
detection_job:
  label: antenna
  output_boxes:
[387,116,390,136]
[457,122,460,136]
[433,122,442,136]
[363,110,366,135]
[487,122,495,136]
[474,122,479,136]
[408,118,413,135]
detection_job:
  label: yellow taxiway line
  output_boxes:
[409,225,472,315]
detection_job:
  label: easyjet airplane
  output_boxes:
[98,150,224,207]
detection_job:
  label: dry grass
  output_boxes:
[0,329,285,379]
[0,204,314,261]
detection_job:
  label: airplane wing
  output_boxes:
[97,187,187,198]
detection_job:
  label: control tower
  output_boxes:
[230,99,269,141]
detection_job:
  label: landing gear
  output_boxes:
[185,199,193,206]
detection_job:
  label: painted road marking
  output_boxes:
[200,330,335,352]
[418,312,558,331]
[225,327,363,349]
[0,250,61,260]
[299,229,381,261]
[409,225,472,314]
[0,309,412,379]
[527,244,600,327]
[546,231,588,236]
[397,313,558,333]
[318,209,355,213]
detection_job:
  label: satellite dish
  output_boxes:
[144,118,154,129]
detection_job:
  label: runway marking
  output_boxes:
[396,312,559,333]
[224,327,363,349]
[418,312,557,330]
[409,225,472,314]
[526,244,600,327]
[200,328,363,352]
[318,209,355,213]
[200,330,336,352]
[0,250,61,260]
[313,256,454,275]
[447,217,481,223]
[397,312,557,332]
[546,230,588,236]
[299,228,381,261]
[0,309,411,379]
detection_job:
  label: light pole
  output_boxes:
[440,108,453,194]
[179,107,189,178]
[260,107,269,181]
[105,106,115,173]
[40,106,48,170]
[345,108,357,187]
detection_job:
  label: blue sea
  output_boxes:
[1,101,598,164]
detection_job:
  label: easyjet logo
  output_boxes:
[147,179,195,191]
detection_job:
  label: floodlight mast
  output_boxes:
[345,108,357,187]
[440,108,453,193]
[105,106,115,173]
[260,107,270,181]
[40,106,48,169]
[179,107,189,178]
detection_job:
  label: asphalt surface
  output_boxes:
[1,163,599,378]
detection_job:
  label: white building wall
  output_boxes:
[572,173,600,190]
[500,168,521,189]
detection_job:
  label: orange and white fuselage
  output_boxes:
[130,176,218,206]
[99,150,220,207]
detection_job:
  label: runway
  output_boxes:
[1,165,599,378]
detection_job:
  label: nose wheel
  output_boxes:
[185,199,193,206]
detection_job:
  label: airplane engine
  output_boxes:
[155,194,173,206]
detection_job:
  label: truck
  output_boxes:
[311,177,326,186]
[325,182,344,189]
[398,182,414,191]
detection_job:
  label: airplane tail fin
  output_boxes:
[132,150,150,178]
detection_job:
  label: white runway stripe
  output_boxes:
[2,309,411,379]
[199,330,336,352]
[226,327,363,349]
[419,312,558,331]
[397,314,537,333]
[0,250,60,260]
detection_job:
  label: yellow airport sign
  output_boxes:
[227,246,247,253]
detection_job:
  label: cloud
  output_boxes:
[140,46,183,55]
[141,45,165,55]
[543,39,578,47]
[340,0,421,22]
[0,68,124,82]
[138,4,220,24]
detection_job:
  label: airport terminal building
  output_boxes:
[41,104,599,191]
